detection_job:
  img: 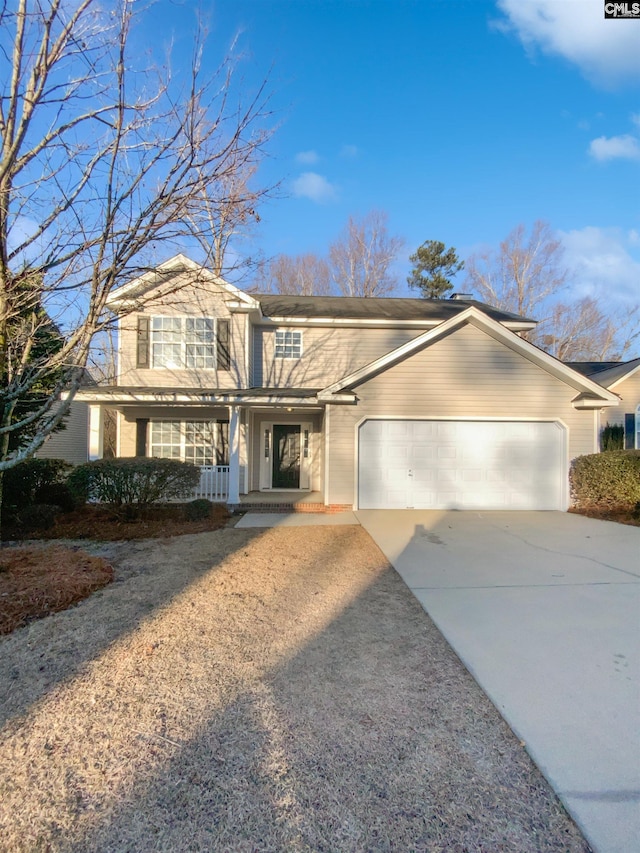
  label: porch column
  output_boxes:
[227,405,241,506]
[88,405,103,461]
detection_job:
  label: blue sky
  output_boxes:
[151,0,640,304]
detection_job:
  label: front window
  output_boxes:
[275,329,302,359]
[150,420,229,466]
[636,406,640,450]
[151,317,216,369]
[185,318,215,368]
[152,318,183,369]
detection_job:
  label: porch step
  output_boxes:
[237,502,352,514]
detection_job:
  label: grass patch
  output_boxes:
[0,527,590,852]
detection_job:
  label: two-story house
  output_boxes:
[76,254,621,511]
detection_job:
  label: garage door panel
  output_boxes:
[358,419,564,510]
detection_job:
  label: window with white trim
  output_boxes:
[150,420,229,466]
[636,405,640,449]
[151,317,217,369]
[275,329,302,359]
[152,318,183,368]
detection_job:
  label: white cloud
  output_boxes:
[496,0,640,86]
[292,172,338,203]
[589,133,640,161]
[296,150,320,165]
[340,144,359,159]
[559,226,640,303]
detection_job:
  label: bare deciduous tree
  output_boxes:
[543,298,639,361]
[187,157,271,280]
[0,0,272,488]
[329,210,404,297]
[464,220,570,321]
[464,220,639,359]
[256,253,332,296]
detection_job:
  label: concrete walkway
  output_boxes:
[235,511,359,527]
[356,510,640,853]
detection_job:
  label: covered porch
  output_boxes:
[78,387,329,508]
[192,469,325,510]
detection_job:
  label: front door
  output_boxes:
[272,424,301,488]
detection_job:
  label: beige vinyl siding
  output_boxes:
[326,323,599,506]
[255,326,420,388]
[249,411,323,491]
[117,282,247,388]
[36,402,89,466]
[603,372,640,426]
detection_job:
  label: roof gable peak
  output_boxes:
[319,306,619,406]
[107,254,257,307]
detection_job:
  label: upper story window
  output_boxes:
[275,329,302,359]
[137,315,230,370]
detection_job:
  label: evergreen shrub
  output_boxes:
[67,457,200,507]
[570,450,640,508]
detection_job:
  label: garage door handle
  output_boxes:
[408,469,413,477]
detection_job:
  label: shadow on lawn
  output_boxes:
[0,526,262,731]
[55,538,588,853]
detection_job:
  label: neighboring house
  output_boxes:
[567,360,640,450]
[76,254,620,510]
[35,400,90,466]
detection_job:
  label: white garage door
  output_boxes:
[358,420,565,510]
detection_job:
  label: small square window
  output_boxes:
[275,329,302,359]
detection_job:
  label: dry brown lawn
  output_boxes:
[0,525,590,852]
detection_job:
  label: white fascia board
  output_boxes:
[74,389,326,407]
[571,393,620,410]
[255,314,535,331]
[107,254,201,303]
[604,361,640,390]
[320,306,621,405]
[316,392,357,403]
[257,316,440,329]
[107,254,259,308]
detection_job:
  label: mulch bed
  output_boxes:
[0,503,230,636]
[0,545,114,635]
[570,504,640,527]
[2,502,231,542]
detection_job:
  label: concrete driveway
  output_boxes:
[356,510,640,853]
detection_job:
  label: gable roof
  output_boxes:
[566,358,640,390]
[320,306,620,408]
[566,361,622,376]
[107,254,258,308]
[253,293,536,329]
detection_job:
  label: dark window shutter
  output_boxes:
[217,319,230,371]
[137,316,150,368]
[217,420,230,465]
[624,413,635,449]
[136,419,149,457]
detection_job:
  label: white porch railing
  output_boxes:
[195,466,229,501]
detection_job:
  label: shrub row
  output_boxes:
[2,458,73,514]
[570,450,640,508]
[67,457,201,507]
[600,423,624,452]
[2,457,203,526]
